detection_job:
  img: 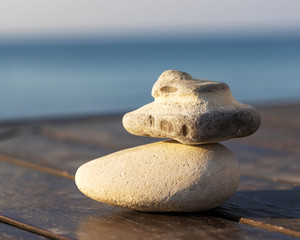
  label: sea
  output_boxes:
[0,36,299,121]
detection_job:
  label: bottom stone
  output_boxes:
[75,140,240,212]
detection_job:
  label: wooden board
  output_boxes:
[0,222,47,240]
[220,175,300,234]
[0,102,299,239]
[37,116,161,150]
[0,132,111,176]
[0,127,20,141]
[1,139,299,237]
[237,103,300,154]
[0,161,295,240]
[223,141,300,185]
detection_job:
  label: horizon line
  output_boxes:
[1,29,300,45]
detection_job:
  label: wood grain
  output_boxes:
[220,175,300,236]
[37,117,161,151]
[0,222,47,240]
[223,141,300,185]
[0,129,111,176]
[237,103,300,154]
[0,103,299,239]
[0,161,295,240]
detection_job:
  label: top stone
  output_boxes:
[123,70,261,145]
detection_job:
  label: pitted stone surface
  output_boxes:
[123,70,261,145]
[75,141,240,212]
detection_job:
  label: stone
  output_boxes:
[123,70,261,145]
[75,140,240,212]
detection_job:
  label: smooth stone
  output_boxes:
[123,70,261,145]
[75,140,240,212]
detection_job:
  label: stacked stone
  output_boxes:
[75,70,261,212]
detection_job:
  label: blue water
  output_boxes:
[0,37,300,121]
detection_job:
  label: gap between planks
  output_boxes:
[0,154,299,238]
[0,215,73,240]
[213,211,300,238]
[240,218,300,238]
[0,154,74,181]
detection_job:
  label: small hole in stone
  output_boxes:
[160,86,178,93]
[149,115,154,126]
[182,124,188,136]
[160,120,174,132]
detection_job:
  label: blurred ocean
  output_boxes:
[0,36,299,121]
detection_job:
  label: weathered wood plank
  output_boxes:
[237,103,300,154]
[219,175,300,235]
[0,120,160,176]
[0,215,71,240]
[6,103,296,173]
[34,103,300,153]
[0,129,112,176]
[0,157,299,238]
[223,141,300,185]
[33,113,300,185]
[1,127,299,186]
[258,103,300,125]
[37,117,160,151]
[0,127,20,141]
[238,128,300,155]
[0,161,295,240]
[0,222,46,240]
[0,103,299,238]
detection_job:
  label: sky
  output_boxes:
[1,0,300,39]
